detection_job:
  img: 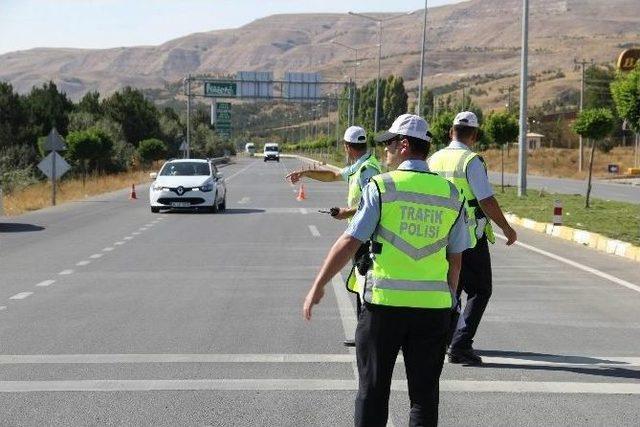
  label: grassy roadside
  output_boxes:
[494,187,640,246]
[2,169,154,216]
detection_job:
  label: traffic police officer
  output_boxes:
[303,114,470,426]
[287,126,381,347]
[428,111,517,365]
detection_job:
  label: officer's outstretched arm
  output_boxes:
[286,169,341,184]
[303,234,362,321]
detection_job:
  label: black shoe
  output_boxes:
[448,348,482,365]
[343,339,356,347]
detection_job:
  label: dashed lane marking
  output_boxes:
[76,260,90,266]
[496,233,640,294]
[308,225,321,237]
[123,236,133,240]
[139,228,148,231]
[89,254,103,259]
[114,241,125,246]
[0,306,6,311]
[9,292,33,300]
[132,232,141,235]
[35,280,55,287]
[59,270,74,275]
[237,197,251,205]
[103,247,114,252]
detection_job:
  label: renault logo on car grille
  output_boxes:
[176,186,185,196]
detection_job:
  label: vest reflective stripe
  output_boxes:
[428,147,495,246]
[375,226,449,261]
[366,274,449,292]
[364,170,463,309]
[347,153,381,209]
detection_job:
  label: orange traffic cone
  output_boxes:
[129,184,137,200]
[296,184,306,201]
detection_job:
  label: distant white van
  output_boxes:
[263,143,279,162]
[245,142,256,155]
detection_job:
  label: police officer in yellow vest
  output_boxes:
[303,114,470,426]
[287,126,382,347]
[428,111,517,366]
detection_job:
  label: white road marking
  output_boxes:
[496,234,640,294]
[89,254,103,259]
[225,161,256,182]
[114,241,125,245]
[0,353,636,367]
[0,379,636,394]
[76,260,90,266]
[35,280,55,287]
[132,232,141,235]
[0,306,6,311]
[237,197,250,205]
[59,269,74,275]
[300,208,308,215]
[308,225,321,237]
[139,227,147,231]
[103,247,114,252]
[9,292,33,300]
[123,236,133,240]
[331,275,359,379]
[144,224,154,227]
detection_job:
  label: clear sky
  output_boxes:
[0,0,466,54]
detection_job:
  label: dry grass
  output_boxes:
[2,169,155,216]
[479,147,637,180]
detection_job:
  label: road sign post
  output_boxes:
[37,129,70,206]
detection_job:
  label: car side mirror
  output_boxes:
[149,172,158,179]
[216,172,223,179]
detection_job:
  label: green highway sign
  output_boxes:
[216,102,231,111]
[204,82,237,97]
[216,111,231,121]
[216,122,232,130]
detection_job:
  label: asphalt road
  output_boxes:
[488,171,640,204]
[1,157,639,426]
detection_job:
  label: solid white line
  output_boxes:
[224,161,256,182]
[9,292,33,300]
[0,353,636,367]
[76,260,90,266]
[308,225,321,237]
[89,254,103,259]
[103,247,114,252]
[35,280,55,287]
[496,234,640,294]
[59,269,74,275]
[0,379,636,394]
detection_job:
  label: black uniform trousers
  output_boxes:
[355,302,450,427]
[449,234,492,350]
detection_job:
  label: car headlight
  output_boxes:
[200,182,214,192]
[152,182,165,191]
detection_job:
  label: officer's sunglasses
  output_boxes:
[383,135,405,146]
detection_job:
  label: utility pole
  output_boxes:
[517,0,529,197]
[416,0,428,115]
[185,74,191,159]
[574,58,592,172]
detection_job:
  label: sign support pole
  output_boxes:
[51,150,57,206]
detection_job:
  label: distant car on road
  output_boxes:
[263,143,279,162]
[149,159,226,213]
[245,142,256,156]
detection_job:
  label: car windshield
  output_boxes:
[265,146,278,152]
[160,162,210,176]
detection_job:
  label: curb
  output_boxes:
[504,213,640,263]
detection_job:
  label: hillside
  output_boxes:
[1,0,639,108]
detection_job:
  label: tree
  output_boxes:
[611,63,640,133]
[0,82,29,150]
[102,87,160,146]
[572,108,615,208]
[137,138,167,167]
[429,111,456,151]
[23,81,73,137]
[66,128,114,183]
[417,86,435,120]
[382,75,408,129]
[77,91,103,116]
[484,112,519,192]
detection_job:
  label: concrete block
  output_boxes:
[622,245,639,261]
[614,242,630,257]
[545,224,554,235]
[596,236,609,252]
[573,230,592,246]
[606,239,622,254]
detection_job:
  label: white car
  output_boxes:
[149,159,227,213]
[263,143,279,162]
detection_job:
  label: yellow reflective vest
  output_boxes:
[428,147,495,247]
[362,170,464,309]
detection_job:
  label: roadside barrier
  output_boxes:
[553,200,563,226]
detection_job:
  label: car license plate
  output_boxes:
[171,202,190,208]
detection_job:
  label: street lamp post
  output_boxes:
[517,0,529,197]
[417,1,428,115]
[348,11,415,134]
[332,40,359,127]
